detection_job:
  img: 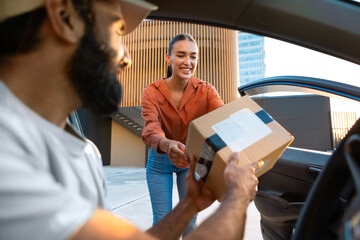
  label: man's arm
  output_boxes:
[69,209,156,240]
[146,156,216,239]
[69,156,214,240]
[70,194,200,240]
[147,153,262,240]
[70,155,215,240]
[184,153,262,240]
[70,153,261,240]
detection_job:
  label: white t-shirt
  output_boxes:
[0,81,106,240]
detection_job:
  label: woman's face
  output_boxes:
[166,40,198,80]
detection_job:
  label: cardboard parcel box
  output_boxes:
[185,96,294,201]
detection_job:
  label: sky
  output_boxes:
[264,38,360,112]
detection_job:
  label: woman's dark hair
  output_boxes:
[166,33,196,78]
[0,0,95,60]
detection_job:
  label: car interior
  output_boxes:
[144,0,360,239]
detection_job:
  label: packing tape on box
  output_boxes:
[255,110,273,124]
[196,109,273,182]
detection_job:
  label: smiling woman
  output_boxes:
[139,33,224,236]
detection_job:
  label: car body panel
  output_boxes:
[256,147,330,239]
[148,0,360,64]
[238,76,360,102]
[238,77,358,239]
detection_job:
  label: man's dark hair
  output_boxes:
[0,0,94,59]
[0,8,46,57]
[166,33,196,78]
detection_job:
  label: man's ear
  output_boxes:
[44,0,85,43]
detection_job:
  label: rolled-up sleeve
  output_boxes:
[140,88,165,152]
[207,84,224,112]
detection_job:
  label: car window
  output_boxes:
[264,37,360,87]
[238,33,360,151]
[348,0,360,4]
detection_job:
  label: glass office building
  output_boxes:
[238,32,265,85]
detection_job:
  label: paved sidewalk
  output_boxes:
[104,167,262,240]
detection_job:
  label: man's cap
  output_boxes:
[119,0,157,34]
[0,0,158,35]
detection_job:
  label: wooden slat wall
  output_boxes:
[331,111,359,147]
[118,20,239,107]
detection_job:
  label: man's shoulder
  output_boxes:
[0,82,37,139]
[0,104,35,144]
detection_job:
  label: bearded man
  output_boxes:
[0,1,261,239]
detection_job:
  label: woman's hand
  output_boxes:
[159,139,190,168]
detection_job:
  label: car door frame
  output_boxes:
[238,76,360,240]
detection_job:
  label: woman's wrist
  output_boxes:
[158,138,170,153]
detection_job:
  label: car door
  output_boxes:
[238,76,360,240]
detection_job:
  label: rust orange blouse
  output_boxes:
[140,76,224,153]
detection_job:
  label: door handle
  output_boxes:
[306,166,322,179]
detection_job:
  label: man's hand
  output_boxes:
[185,156,216,212]
[147,156,215,239]
[224,152,264,203]
[159,138,190,168]
[182,154,263,240]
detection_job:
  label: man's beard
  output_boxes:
[67,26,122,115]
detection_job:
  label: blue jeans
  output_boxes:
[146,147,198,235]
